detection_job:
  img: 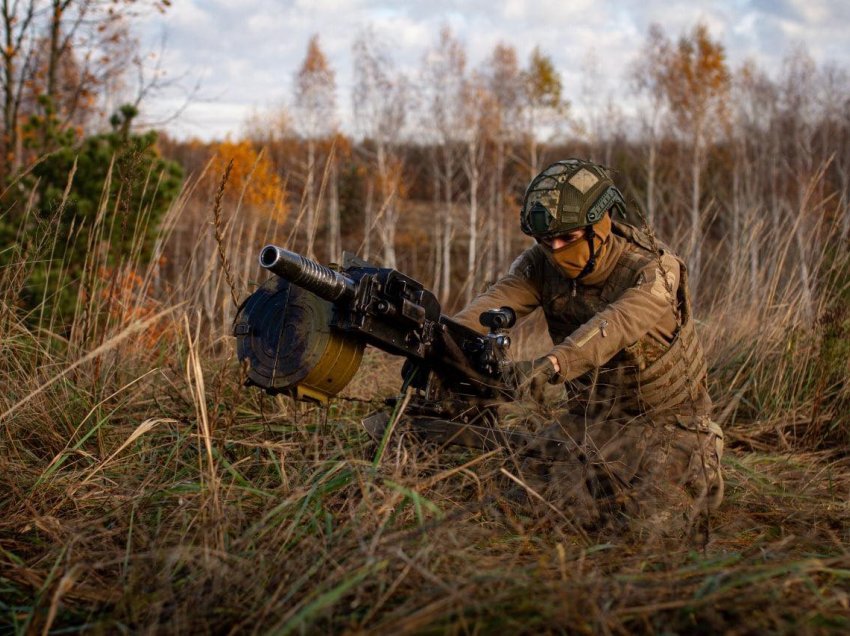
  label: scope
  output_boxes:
[479,306,516,332]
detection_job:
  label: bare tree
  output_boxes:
[1,0,172,177]
[657,23,731,296]
[630,24,671,226]
[522,46,566,178]
[818,64,850,241]
[777,46,820,321]
[293,34,336,259]
[326,134,345,263]
[1,0,36,179]
[420,25,467,305]
[352,27,408,268]
[460,72,496,302]
[35,1,163,146]
[482,42,523,280]
[728,60,768,296]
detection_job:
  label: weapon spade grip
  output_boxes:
[260,245,355,302]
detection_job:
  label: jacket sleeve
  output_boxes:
[548,253,681,382]
[452,252,542,335]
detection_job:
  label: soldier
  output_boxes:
[452,159,724,528]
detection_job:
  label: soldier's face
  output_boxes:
[539,228,585,250]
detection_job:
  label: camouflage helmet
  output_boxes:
[520,159,628,239]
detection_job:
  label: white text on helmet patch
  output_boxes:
[568,168,599,194]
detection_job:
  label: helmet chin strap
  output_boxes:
[574,226,599,280]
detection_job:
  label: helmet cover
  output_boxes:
[520,159,627,239]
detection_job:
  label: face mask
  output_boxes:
[544,214,612,279]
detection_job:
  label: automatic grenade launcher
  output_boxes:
[233,245,518,405]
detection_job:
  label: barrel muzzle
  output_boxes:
[259,245,355,302]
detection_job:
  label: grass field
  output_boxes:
[1,168,849,634]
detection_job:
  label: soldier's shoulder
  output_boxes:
[612,220,682,264]
[612,220,656,251]
[507,244,546,279]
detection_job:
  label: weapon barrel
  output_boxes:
[259,245,355,302]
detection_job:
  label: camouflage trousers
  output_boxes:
[498,402,724,531]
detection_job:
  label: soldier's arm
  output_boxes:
[452,252,542,335]
[548,253,681,382]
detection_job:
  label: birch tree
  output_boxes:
[293,34,336,259]
[523,46,566,178]
[657,23,730,296]
[631,24,670,226]
[352,28,408,267]
[777,47,819,321]
[460,72,496,302]
[420,25,467,305]
[728,59,782,298]
[482,42,523,279]
[818,64,850,241]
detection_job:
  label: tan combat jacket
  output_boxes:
[454,222,712,421]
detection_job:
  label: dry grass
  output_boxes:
[1,161,849,634]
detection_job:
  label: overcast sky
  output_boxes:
[135,0,850,140]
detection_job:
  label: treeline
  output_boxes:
[2,6,848,319]
[161,24,850,315]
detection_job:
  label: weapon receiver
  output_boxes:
[234,245,515,404]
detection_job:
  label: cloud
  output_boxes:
[135,0,850,140]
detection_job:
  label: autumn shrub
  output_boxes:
[0,107,182,327]
[205,139,283,211]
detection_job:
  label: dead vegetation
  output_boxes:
[1,8,849,631]
[0,153,848,635]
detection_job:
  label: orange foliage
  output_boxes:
[97,266,167,350]
[660,23,731,134]
[525,46,563,111]
[207,140,285,214]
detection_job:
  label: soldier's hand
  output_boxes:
[503,356,558,402]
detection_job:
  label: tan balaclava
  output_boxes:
[545,213,613,279]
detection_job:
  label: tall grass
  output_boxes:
[700,169,850,450]
[1,155,849,634]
